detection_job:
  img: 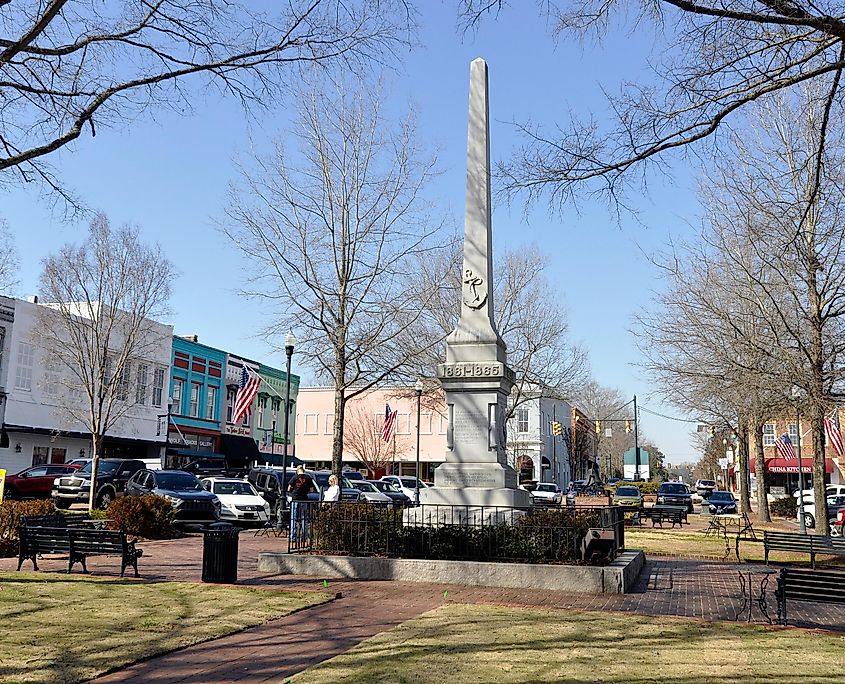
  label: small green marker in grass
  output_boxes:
[443,590,448,599]
[323,579,329,588]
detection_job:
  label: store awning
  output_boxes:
[220,434,260,468]
[541,456,552,469]
[748,457,834,474]
[170,449,225,460]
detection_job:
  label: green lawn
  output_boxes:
[0,572,328,683]
[290,603,845,683]
[626,526,845,565]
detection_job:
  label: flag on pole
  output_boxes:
[381,404,398,442]
[232,366,261,424]
[775,433,797,460]
[825,411,844,458]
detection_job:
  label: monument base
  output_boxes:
[418,484,531,509]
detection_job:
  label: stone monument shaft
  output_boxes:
[448,57,506,364]
[421,58,529,509]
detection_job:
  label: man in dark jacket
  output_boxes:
[288,466,316,543]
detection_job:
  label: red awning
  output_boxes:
[748,457,834,474]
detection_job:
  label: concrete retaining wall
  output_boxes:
[257,549,645,594]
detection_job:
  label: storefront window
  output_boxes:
[763,423,775,447]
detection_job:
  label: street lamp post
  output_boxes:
[415,378,423,505]
[791,386,807,534]
[281,331,296,513]
[165,397,172,468]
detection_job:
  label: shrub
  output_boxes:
[105,495,178,539]
[0,499,56,557]
[309,503,603,564]
[769,496,797,519]
[607,481,660,495]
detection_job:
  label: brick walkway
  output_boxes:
[4,531,844,683]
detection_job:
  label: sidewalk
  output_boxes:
[4,532,844,683]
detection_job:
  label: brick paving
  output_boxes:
[3,530,844,683]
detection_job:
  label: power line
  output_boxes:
[639,405,701,424]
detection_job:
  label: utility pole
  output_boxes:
[633,394,640,480]
[552,404,557,486]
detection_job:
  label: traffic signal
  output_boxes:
[551,421,562,436]
[595,420,602,434]
[625,419,632,434]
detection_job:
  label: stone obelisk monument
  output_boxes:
[420,58,530,509]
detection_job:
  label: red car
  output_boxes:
[4,465,77,500]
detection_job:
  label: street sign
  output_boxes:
[718,457,729,469]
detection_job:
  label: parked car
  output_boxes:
[706,490,737,514]
[612,485,643,509]
[201,477,270,525]
[565,480,584,506]
[656,481,694,513]
[341,470,365,481]
[181,458,246,479]
[52,458,145,509]
[832,507,845,537]
[530,482,562,506]
[695,479,717,498]
[349,480,393,506]
[126,469,220,524]
[4,465,77,500]
[312,470,363,503]
[66,458,92,469]
[800,494,845,530]
[794,484,845,504]
[248,467,305,519]
[368,480,412,506]
[379,475,428,501]
[248,467,361,520]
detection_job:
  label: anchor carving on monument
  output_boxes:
[463,269,487,309]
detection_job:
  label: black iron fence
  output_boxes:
[288,502,625,564]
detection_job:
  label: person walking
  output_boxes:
[288,466,316,544]
[323,474,341,503]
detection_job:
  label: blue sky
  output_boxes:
[2,4,704,463]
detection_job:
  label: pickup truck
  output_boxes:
[52,458,145,509]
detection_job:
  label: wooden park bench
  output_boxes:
[20,514,94,529]
[762,530,845,569]
[776,567,845,626]
[17,526,143,577]
[646,505,687,528]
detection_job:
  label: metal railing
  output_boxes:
[288,502,625,564]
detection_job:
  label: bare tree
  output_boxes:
[37,215,174,509]
[575,380,633,477]
[344,402,409,476]
[225,76,448,477]
[0,1,413,208]
[0,218,19,293]
[696,90,845,533]
[458,2,845,212]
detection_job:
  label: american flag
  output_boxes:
[776,433,797,460]
[825,411,844,458]
[381,403,398,442]
[232,366,261,424]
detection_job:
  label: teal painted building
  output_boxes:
[253,362,300,464]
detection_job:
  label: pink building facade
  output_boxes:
[294,386,447,479]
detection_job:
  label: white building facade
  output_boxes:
[0,296,172,475]
[508,395,573,490]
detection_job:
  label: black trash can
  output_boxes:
[202,522,239,583]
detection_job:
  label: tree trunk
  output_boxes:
[331,386,346,477]
[87,433,103,511]
[753,420,770,522]
[811,403,829,535]
[737,421,752,514]
[808,263,829,535]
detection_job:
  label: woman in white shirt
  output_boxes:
[323,474,340,503]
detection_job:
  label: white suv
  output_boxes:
[380,475,428,501]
